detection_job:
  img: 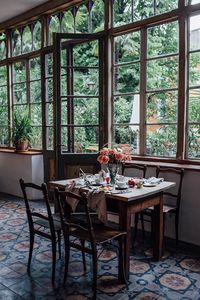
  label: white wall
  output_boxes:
[0,152,44,199]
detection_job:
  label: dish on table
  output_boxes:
[143,182,157,187]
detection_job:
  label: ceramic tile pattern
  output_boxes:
[0,193,200,300]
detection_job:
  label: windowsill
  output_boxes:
[0,148,43,155]
[131,156,200,171]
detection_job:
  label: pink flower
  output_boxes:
[115,152,124,161]
[100,148,109,155]
[97,155,109,164]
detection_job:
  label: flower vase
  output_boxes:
[108,163,118,186]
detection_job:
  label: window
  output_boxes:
[0,66,8,145]
[187,14,200,158]
[0,33,6,60]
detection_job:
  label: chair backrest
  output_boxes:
[19,178,56,238]
[122,163,147,178]
[156,167,184,209]
[54,188,96,245]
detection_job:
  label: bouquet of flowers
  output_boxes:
[97,146,131,165]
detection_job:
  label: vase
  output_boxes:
[108,163,119,186]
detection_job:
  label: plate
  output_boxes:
[143,183,157,187]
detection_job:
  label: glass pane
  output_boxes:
[46,126,53,150]
[147,56,178,90]
[146,91,178,123]
[114,125,139,154]
[0,107,8,125]
[146,124,177,156]
[30,81,41,103]
[46,103,53,126]
[0,41,6,60]
[0,66,7,85]
[61,74,67,96]
[46,78,53,102]
[190,0,200,4]
[13,62,26,83]
[12,30,21,56]
[46,53,53,76]
[114,63,140,94]
[13,83,26,103]
[134,0,154,21]
[13,104,27,115]
[61,101,68,125]
[0,127,9,146]
[33,21,42,50]
[61,10,75,33]
[31,126,42,148]
[114,31,140,64]
[74,126,99,153]
[113,0,132,26]
[0,86,8,105]
[188,89,200,122]
[147,21,178,58]
[188,125,200,158]
[61,126,68,152]
[190,15,200,51]
[189,52,200,87]
[74,98,99,125]
[30,104,42,125]
[49,15,60,45]
[73,41,99,67]
[74,69,99,96]
[91,0,104,32]
[156,0,178,14]
[30,57,41,80]
[22,26,32,53]
[61,48,68,70]
[114,95,140,124]
[75,5,88,33]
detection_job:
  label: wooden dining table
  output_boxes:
[49,179,175,281]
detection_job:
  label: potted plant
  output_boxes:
[12,112,32,152]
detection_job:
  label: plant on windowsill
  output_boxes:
[12,112,32,152]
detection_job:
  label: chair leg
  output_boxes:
[140,212,145,238]
[92,248,97,300]
[27,232,34,274]
[57,230,62,259]
[118,236,126,284]
[63,237,70,286]
[175,213,179,247]
[52,239,57,284]
[132,213,139,248]
[80,240,86,272]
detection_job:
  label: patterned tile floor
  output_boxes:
[0,193,200,300]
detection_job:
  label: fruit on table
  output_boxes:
[128,178,136,187]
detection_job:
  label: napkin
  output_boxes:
[144,177,164,185]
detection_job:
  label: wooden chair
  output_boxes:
[136,167,184,246]
[54,188,127,299]
[19,178,62,284]
[122,163,147,247]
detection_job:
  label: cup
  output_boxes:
[116,180,127,188]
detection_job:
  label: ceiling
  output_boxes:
[0,0,49,23]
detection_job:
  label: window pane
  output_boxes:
[134,0,154,20]
[114,125,139,154]
[13,104,27,115]
[188,89,200,122]
[33,21,42,50]
[12,30,21,56]
[0,66,7,85]
[190,0,200,4]
[74,126,99,153]
[22,26,32,53]
[46,103,53,126]
[46,54,53,76]
[0,86,8,105]
[46,127,53,150]
[75,5,89,33]
[73,41,99,67]
[147,56,178,90]
[146,91,177,123]
[61,101,68,125]
[13,83,26,104]
[113,0,132,26]
[0,127,9,146]
[74,69,99,96]
[31,127,42,148]
[49,15,60,45]
[30,81,41,103]
[74,98,99,125]
[190,15,200,51]
[0,107,8,125]
[61,11,75,33]
[189,52,200,86]
[91,0,104,32]
[146,125,177,156]
[156,0,178,14]
[114,64,140,94]
[114,32,140,64]
[46,78,53,102]
[13,62,26,83]
[114,95,140,124]
[30,58,41,80]
[188,125,200,158]
[61,126,68,152]
[0,41,6,60]
[30,104,42,125]
[148,22,178,58]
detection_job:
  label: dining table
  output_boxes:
[49,178,175,281]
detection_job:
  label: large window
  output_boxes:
[0,66,8,145]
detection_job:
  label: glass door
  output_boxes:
[53,33,104,179]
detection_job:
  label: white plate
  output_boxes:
[143,183,157,187]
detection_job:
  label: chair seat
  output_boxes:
[33,214,61,231]
[146,204,176,213]
[70,223,126,244]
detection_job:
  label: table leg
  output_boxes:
[118,202,131,281]
[152,194,163,260]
